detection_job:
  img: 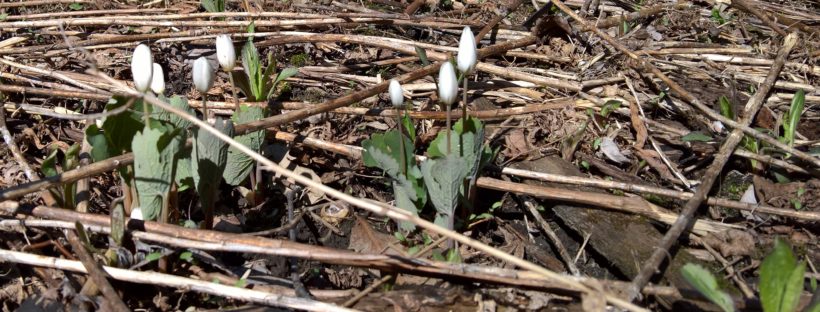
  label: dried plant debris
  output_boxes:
[0,0,818,311]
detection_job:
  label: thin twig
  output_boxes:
[550,0,820,168]
[521,200,580,276]
[94,66,646,311]
[625,32,799,301]
[64,230,130,311]
[0,248,353,311]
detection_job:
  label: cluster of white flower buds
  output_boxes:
[437,26,476,106]
[386,26,477,110]
[130,34,237,96]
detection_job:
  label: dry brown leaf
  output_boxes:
[628,99,648,149]
[348,216,399,256]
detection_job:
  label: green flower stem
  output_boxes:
[201,93,209,120]
[141,96,150,125]
[462,76,468,122]
[445,102,451,155]
[397,109,407,176]
[228,71,239,112]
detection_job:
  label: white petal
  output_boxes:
[437,62,458,105]
[457,26,477,74]
[601,137,630,163]
[389,79,403,107]
[131,44,153,93]
[130,207,144,220]
[150,63,165,94]
[215,34,236,71]
[712,120,725,133]
[740,184,757,204]
[193,56,214,93]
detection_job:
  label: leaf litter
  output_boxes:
[0,0,818,311]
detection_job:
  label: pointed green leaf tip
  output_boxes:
[132,123,183,221]
[224,105,267,186]
[760,238,806,312]
[783,89,805,148]
[681,263,735,312]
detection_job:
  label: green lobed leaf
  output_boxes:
[85,124,113,162]
[760,238,802,312]
[781,261,806,312]
[362,129,425,230]
[175,151,194,192]
[681,263,735,312]
[192,118,234,216]
[422,117,491,230]
[422,154,468,230]
[156,95,195,131]
[223,105,267,186]
[102,96,146,155]
[132,122,182,221]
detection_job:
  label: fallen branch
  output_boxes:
[0,248,353,312]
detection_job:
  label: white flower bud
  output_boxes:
[215,34,236,71]
[457,26,477,75]
[150,63,165,94]
[131,44,153,93]
[193,56,214,93]
[389,79,403,108]
[437,62,458,106]
[130,207,143,220]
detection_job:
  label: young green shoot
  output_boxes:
[456,26,477,123]
[216,34,239,111]
[389,79,407,176]
[438,62,458,154]
[193,56,215,119]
